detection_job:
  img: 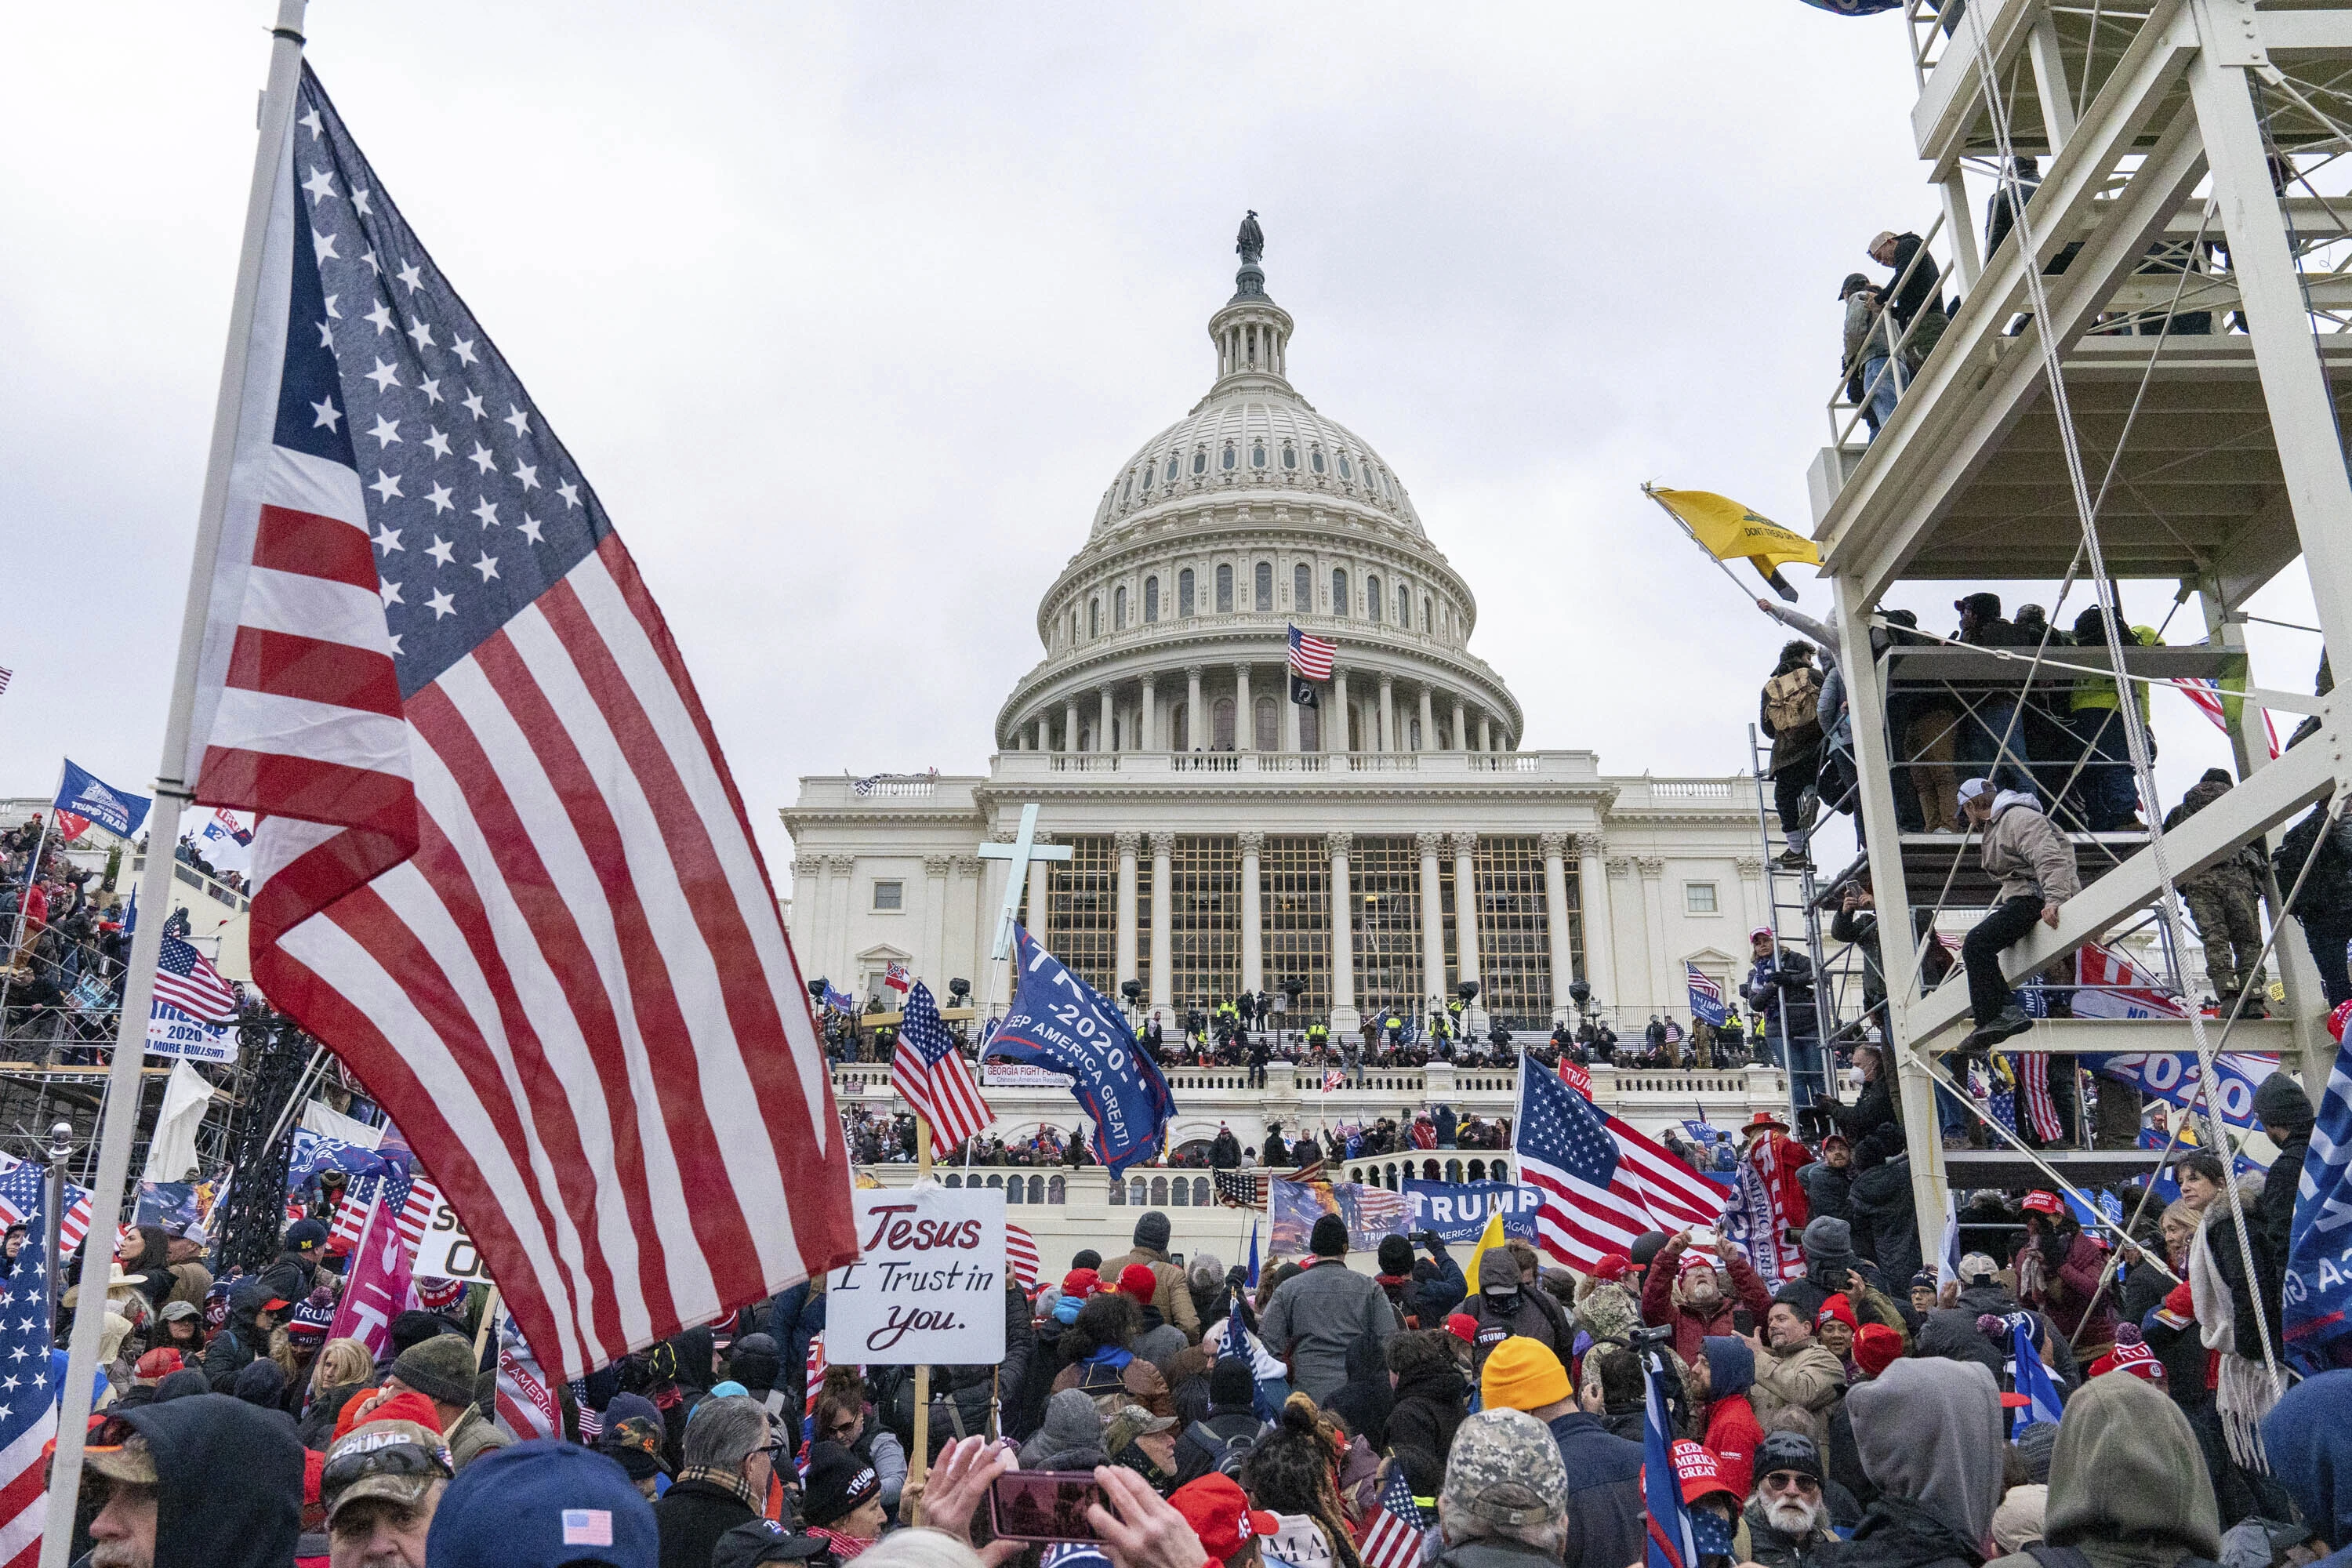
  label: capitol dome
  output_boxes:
[996,219,1519,759]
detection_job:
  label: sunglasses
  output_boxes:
[827,1420,859,1437]
[1760,1472,1821,1493]
[322,1441,454,1496]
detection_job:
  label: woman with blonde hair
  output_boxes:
[298,1337,376,1448]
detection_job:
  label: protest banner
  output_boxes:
[1401,1179,1541,1245]
[143,1000,236,1063]
[412,1190,494,1283]
[979,1062,1076,1090]
[1269,1178,1407,1258]
[826,1185,1008,1365]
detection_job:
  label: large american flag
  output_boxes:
[891,982,993,1150]
[1359,1465,1435,1568]
[156,935,240,1023]
[1513,1057,1726,1270]
[178,66,855,1380]
[1006,1222,1039,1290]
[1287,624,1334,682]
[1214,1152,1326,1210]
[0,1179,52,1568]
[0,1160,90,1261]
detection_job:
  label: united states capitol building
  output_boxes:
[781,223,1789,1241]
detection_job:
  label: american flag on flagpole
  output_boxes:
[155,935,240,1024]
[1359,1465,1435,1568]
[176,66,855,1381]
[1513,1057,1727,1271]
[2015,1052,2064,1142]
[1287,624,1335,682]
[1006,1223,1039,1290]
[891,982,994,1150]
[2172,677,2281,760]
[0,1178,55,1567]
[0,1160,90,1260]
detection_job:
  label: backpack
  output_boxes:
[1182,1417,1262,1478]
[1073,1354,1134,1419]
[1762,666,1822,742]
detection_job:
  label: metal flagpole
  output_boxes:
[40,5,310,1560]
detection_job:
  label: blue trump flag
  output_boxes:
[1247,1220,1261,1288]
[53,759,151,841]
[2287,1021,2352,1372]
[2007,1314,2065,1432]
[985,924,1176,1176]
[1641,1344,1701,1568]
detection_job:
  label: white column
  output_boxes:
[1235,663,1254,752]
[1635,855,1668,1018]
[1452,832,1484,1031]
[1282,683,1300,753]
[1479,715,1493,753]
[1100,685,1116,753]
[1328,832,1358,1032]
[1115,832,1140,991]
[1149,831,1175,1011]
[1333,668,1352,753]
[1451,696,1468,752]
[1238,829,1265,993]
[1033,716,1047,751]
[1063,698,1079,753]
[1141,677,1158,753]
[826,855,857,989]
[1186,666,1203,752]
[1026,846,1054,945]
[1378,677,1395,754]
[1580,838,1618,1014]
[1541,833,1575,1023]
[1416,832,1447,1021]
[922,855,949,983]
[1418,688,1437,753]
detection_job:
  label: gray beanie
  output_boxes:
[389,1331,480,1408]
[2256,1073,2316,1136]
[1804,1216,1857,1270]
[1133,1211,1172,1253]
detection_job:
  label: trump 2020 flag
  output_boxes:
[176,64,855,1380]
[2287,1011,2352,1372]
[1642,1350,1700,1568]
[985,925,1176,1175]
[1686,962,1730,1029]
[52,760,151,844]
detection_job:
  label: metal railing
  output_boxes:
[1828,209,1952,450]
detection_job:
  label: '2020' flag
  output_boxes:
[2286,1015,2352,1373]
[985,925,1176,1176]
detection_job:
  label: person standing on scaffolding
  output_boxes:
[1744,924,1828,1112]
[1956,777,2082,1048]
[1762,641,1828,869]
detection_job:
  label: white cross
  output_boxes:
[977,804,1071,960]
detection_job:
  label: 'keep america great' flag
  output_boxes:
[180,63,856,1380]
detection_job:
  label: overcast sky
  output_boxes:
[2,2,2324,884]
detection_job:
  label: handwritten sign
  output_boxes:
[412,1192,494,1283]
[826,1186,1007,1365]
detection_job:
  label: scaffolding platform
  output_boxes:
[1944,1148,2167,1187]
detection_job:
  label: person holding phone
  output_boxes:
[1642,1228,1774,1366]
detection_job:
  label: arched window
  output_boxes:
[1047,1175,1065,1203]
[943,1173,962,1187]
[1300,703,1320,752]
[1192,448,1207,475]
[1339,453,1354,480]
[1164,455,1178,483]
[1294,563,1310,610]
[1311,448,1326,474]
[1178,568,1196,617]
[1221,445,1236,471]
[1089,598,1100,638]
[1331,568,1348,617]
[1213,698,1236,751]
[1171,1177,1189,1207]
[1069,609,1078,644]
[1254,561,1272,612]
[1114,586,1127,630]
[1409,716,1422,750]
[1367,575,1382,622]
[1120,471,1134,503]
[1128,1177,1147,1204]
[1397,585,1410,624]
[1150,1176,1169,1206]
[1079,724,1094,752]
[1467,1159,1486,1183]
[1029,1175,1045,1203]
[1006,1176,1024,1203]
[1282,443,1297,470]
[985,1174,1004,1189]
[1254,695,1278,751]
[1193,1178,1210,1206]
[1215,564,1233,613]
[1250,441,1266,469]
[1144,576,1159,622]
[1423,596,1433,631]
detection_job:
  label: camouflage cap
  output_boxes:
[1573,1280,1640,1345]
[1440,1409,1566,1529]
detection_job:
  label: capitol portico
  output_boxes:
[782,223,1767,1039]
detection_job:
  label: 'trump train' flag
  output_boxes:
[1513,1058,1727,1271]
[985,926,1176,1175]
[177,65,855,1379]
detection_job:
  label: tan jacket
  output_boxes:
[1748,1339,1846,1446]
[1095,1247,1201,1342]
[448,1404,512,1470]
[1980,793,2082,905]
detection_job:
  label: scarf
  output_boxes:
[808,1526,870,1560]
[674,1465,762,1512]
[2189,1214,2287,1471]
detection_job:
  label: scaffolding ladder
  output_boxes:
[1748,724,1854,1129]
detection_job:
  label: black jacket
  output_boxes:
[1385,1363,1468,1467]
[1848,1156,1919,1282]
[1544,1410,1646,1568]
[1838,1495,1981,1568]
[119,1393,303,1568]
[1882,234,1943,328]
[655,1476,760,1568]
[1835,1073,1899,1144]
[1432,1537,1570,1568]
[1172,1404,1264,1488]
[1745,1497,1849,1568]
[1801,1162,1853,1225]
[2277,804,2352,922]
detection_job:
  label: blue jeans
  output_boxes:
[2067,707,2140,829]
[1955,694,2031,791]
[1861,354,1900,436]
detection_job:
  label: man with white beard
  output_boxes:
[1744,1430,1846,1567]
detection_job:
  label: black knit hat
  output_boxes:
[801,1440,880,1527]
[1210,1356,1257,1409]
[1310,1214,1349,1258]
[1133,1212,1172,1253]
[1757,1429,1824,1484]
[1377,1235,1414,1275]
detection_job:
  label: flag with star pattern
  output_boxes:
[177,63,855,1381]
[0,1167,55,1567]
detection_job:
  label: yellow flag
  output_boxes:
[1463,1208,1509,1294]
[1644,485,1821,598]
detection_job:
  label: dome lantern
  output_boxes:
[1209,211,1293,392]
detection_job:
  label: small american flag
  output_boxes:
[0,669,11,699]
[154,935,239,1025]
[569,1379,601,1442]
[0,1179,55,1567]
[0,1159,91,1259]
[1558,1058,1593,1098]
[396,1169,439,1258]
[1322,1069,1345,1093]
[1514,1057,1726,1271]
[884,962,912,995]
[1359,1465,1434,1568]
[1287,624,1334,683]
[2172,677,2281,760]
[1006,1223,1039,1290]
[891,982,993,1149]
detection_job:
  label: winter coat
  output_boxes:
[2013,1228,2116,1348]
[1098,1245,1202,1342]
[1983,1374,2219,1568]
[1980,793,2082,906]
[2263,1370,2352,1555]
[1432,1537,1572,1568]
[1747,949,1821,1039]
[1747,1497,1849,1568]
[1640,1248,1774,1367]
[1542,1409,1647,1568]
[1171,1403,1265,1487]
[1835,1071,1900,1145]
[2277,804,2352,923]
[1751,1340,1848,1446]
[1051,1345,1175,1419]
[1385,1363,1468,1467]
[1845,1359,2004,1568]
[1260,1256,1399,1403]
[1407,1245,1468,1327]
[117,1392,304,1568]
[1467,1281,1573,1370]
[448,1403,512,1471]
[656,1475,760,1568]
[1840,1496,1986,1568]
[1803,1161,1855,1227]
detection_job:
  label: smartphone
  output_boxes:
[988,1471,1109,1543]
[1732,1307,1755,1335]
